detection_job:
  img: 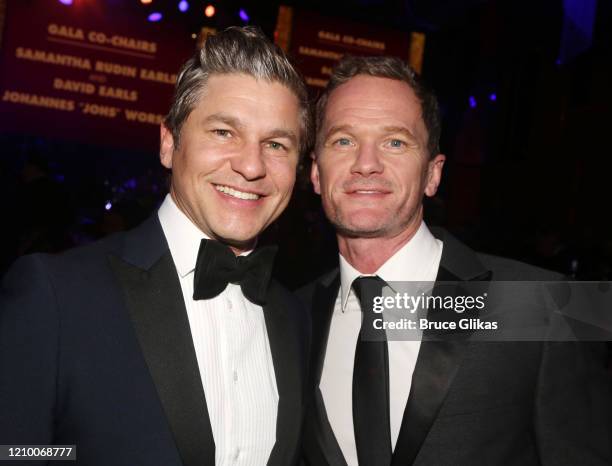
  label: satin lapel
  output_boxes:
[109,251,215,466]
[308,274,348,466]
[311,388,349,466]
[264,283,305,466]
[391,340,470,466]
[311,274,340,386]
[391,235,493,466]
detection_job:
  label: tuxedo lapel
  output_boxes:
[391,264,469,466]
[109,215,215,466]
[311,273,340,386]
[391,230,492,465]
[264,282,306,466]
[308,273,349,466]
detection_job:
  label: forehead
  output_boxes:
[323,75,424,132]
[198,73,299,108]
[183,73,301,137]
[188,73,303,138]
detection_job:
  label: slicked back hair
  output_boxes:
[315,55,441,158]
[164,26,313,156]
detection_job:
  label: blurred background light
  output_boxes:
[147,12,162,22]
[178,1,189,12]
[204,4,216,18]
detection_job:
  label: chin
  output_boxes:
[211,232,258,250]
[334,220,389,239]
[211,223,261,243]
[343,214,389,231]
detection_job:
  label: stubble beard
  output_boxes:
[328,203,423,241]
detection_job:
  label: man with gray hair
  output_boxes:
[1,27,311,466]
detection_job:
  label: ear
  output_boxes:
[310,152,321,195]
[159,123,175,169]
[424,154,445,197]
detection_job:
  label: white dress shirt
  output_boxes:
[158,194,278,466]
[319,222,443,466]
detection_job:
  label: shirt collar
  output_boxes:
[339,221,441,311]
[158,194,209,278]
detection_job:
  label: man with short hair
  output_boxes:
[300,55,611,465]
[1,27,311,466]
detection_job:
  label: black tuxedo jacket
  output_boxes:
[298,228,611,466]
[0,214,310,466]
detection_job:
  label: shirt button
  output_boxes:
[233,370,238,382]
[227,300,233,310]
[233,448,240,461]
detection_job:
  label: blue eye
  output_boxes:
[389,139,404,148]
[335,138,352,146]
[213,129,231,137]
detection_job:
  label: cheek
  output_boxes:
[397,163,426,189]
[269,160,297,195]
[170,157,195,190]
[317,162,340,193]
[186,139,228,168]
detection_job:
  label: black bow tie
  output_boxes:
[192,239,277,306]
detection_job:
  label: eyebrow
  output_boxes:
[202,112,245,129]
[381,126,419,141]
[266,129,298,146]
[323,124,353,140]
[324,124,418,142]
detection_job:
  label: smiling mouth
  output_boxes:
[214,184,262,200]
[348,189,391,194]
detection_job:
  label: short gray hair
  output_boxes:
[165,26,313,156]
[315,55,441,158]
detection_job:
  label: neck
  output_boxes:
[228,240,256,256]
[337,216,423,274]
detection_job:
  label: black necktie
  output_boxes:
[352,276,392,466]
[192,239,277,306]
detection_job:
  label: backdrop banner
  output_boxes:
[0,0,194,150]
[275,6,414,92]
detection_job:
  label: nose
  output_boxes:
[230,142,266,181]
[350,142,384,177]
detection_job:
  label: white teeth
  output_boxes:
[215,184,260,200]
